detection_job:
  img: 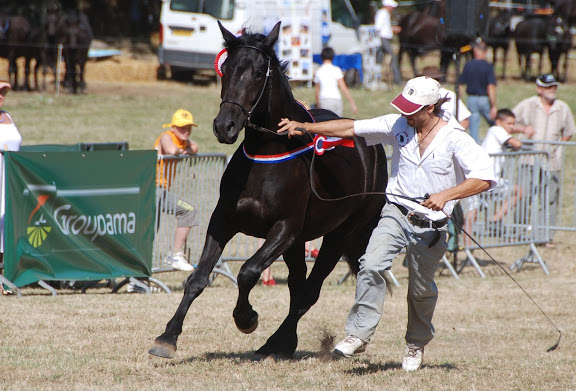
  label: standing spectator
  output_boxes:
[512,74,576,248]
[155,109,199,271]
[278,76,495,371]
[459,39,497,143]
[0,80,21,296]
[314,47,358,116]
[421,66,471,129]
[374,0,402,85]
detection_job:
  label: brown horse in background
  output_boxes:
[0,12,31,90]
[397,11,472,81]
[397,12,446,79]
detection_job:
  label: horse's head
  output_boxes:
[489,10,511,38]
[547,15,570,50]
[213,21,281,144]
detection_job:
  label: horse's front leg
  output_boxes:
[233,223,297,334]
[149,218,236,359]
[256,234,345,358]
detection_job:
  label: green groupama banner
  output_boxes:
[4,151,157,287]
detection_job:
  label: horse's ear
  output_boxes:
[262,22,281,48]
[218,20,237,45]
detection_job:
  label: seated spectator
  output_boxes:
[155,109,199,272]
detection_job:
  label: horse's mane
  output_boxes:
[224,28,295,100]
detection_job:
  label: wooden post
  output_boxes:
[56,43,63,97]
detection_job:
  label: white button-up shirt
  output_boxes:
[374,8,393,39]
[354,112,496,221]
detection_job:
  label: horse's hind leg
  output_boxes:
[149,218,236,359]
[256,234,345,358]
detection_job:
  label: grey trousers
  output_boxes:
[381,38,402,84]
[156,187,198,228]
[345,203,448,347]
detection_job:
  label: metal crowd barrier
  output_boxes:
[153,153,239,285]
[460,150,551,276]
[522,140,576,234]
[152,153,372,287]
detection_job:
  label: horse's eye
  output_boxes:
[255,70,265,78]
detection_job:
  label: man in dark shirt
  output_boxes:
[458,39,497,143]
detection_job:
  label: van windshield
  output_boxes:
[170,0,235,20]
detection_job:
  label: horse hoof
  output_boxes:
[237,314,259,334]
[148,340,177,359]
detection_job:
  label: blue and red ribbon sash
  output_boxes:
[243,135,355,163]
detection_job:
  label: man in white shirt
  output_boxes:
[278,76,495,371]
[374,0,402,84]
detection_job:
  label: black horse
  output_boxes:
[56,10,93,94]
[485,9,512,79]
[554,0,576,26]
[547,15,572,82]
[514,14,570,81]
[148,22,388,359]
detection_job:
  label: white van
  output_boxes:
[157,0,375,81]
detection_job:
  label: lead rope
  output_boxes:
[440,205,562,352]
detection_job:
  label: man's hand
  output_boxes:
[490,105,497,120]
[278,118,306,138]
[524,125,536,138]
[420,192,448,212]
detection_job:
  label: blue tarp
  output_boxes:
[313,53,363,81]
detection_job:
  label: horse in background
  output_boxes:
[0,12,31,90]
[553,0,576,26]
[485,9,512,79]
[397,12,445,79]
[149,22,388,359]
[514,14,571,81]
[547,15,572,81]
[23,23,48,91]
[57,9,93,93]
[397,9,473,81]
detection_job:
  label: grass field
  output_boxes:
[1,57,576,390]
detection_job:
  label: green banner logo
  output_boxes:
[27,195,52,248]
